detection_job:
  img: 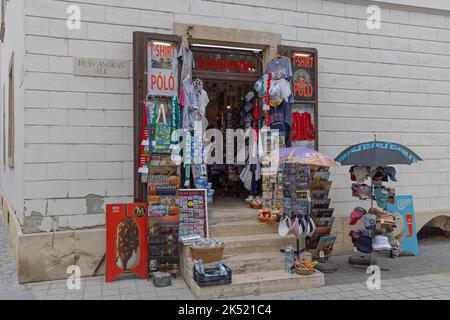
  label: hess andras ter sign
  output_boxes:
[73,57,129,78]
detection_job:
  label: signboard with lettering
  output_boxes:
[147,40,178,96]
[291,50,317,102]
[192,46,261,82]
[386,195,419,256]
[73,57,129,78]
[279,46,318,150]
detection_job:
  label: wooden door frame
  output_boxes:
[133,32,182,202]
[278,45,319,151]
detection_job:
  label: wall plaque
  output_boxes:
[73,57,129,78]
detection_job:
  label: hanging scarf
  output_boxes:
[150,99,158,152]
[170,97,180,148]
[184,131,192,187]
[138,101,150,174]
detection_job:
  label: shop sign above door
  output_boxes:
[191,46,261,82]
[194,53,257,74]
[147,40,178,97]
[73,57,129,78]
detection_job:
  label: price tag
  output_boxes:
[354,247,358,253]
[319,250,325,258]
[381,219,385,224]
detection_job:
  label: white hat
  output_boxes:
[353,166,369,183]
[372,235,392,251]
[278,216,291,237]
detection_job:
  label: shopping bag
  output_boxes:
[152,103,172,154]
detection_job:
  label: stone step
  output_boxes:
[221,252,285,274]
[217,234,298,256]
[189,269,325,299]
[209,220,278,237]
[209,207,258,223]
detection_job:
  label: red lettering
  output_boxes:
[294,80,314,98]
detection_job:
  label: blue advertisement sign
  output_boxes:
[386,195,419,256]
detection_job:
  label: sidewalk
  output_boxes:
[1,217,450,300]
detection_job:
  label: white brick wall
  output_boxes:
[18,0,450,230]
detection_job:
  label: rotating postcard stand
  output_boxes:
[278,161,338,271]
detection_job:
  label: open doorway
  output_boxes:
[191,44,263,204]
[203,80,255,199]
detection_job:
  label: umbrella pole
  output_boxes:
[370,176,374,266]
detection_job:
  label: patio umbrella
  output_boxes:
[334,140,422,167]
[265,146,338,167]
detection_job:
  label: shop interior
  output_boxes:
[202,80,255,200]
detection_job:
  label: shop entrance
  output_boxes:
[191,44,263,202]
[202,80,254,199]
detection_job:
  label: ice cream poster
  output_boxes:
[386,195,419,256]
[106,203,148,282]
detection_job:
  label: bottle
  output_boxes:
[284,245,293,273]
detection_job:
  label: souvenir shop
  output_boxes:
[103,31,422,292]
[105,31,349,289]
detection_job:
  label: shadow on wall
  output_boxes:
[418,215,450,240]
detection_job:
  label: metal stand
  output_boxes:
[350,172,390,271]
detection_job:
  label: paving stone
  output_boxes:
[1,216,450,300]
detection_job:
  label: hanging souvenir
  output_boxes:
[152,100,172,154]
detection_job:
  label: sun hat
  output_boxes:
[377,213,396,226]
[353,166,369,183]
[372,235,392,251]
[355,235,373,253]
[306,215,316,237]
[278,216,291,237]
[290,217,305,238]
[357,184,372,200]
[349,207,367,225]
[383,166,397,182]
[349,230,363,245]
[363,214,377,230]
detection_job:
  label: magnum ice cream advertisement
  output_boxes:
[106,203,148,282]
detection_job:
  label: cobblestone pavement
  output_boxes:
[1,217,450,300]
[0,218,34,300]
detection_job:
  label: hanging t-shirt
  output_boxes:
[269,99,291,140]
[178,44,195,82]
[265,56,294,104]
[197,89,209,116]
[181,78,198,131]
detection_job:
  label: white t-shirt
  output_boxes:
[197,89,209,116]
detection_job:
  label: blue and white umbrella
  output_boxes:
[334,140,422,166]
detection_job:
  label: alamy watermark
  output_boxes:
[169,121,281,170]
[366,265,381,290]
[366,5,381,30]
[66,265,81,290]
[66,5,81,30]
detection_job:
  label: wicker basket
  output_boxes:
[189,244,225,264]
[258,216,277,224]
[295,267,314,276]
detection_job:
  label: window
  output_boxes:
[7,53,13,168]
[0,0,7,42]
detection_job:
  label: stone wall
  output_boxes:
[21,0,450,232]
